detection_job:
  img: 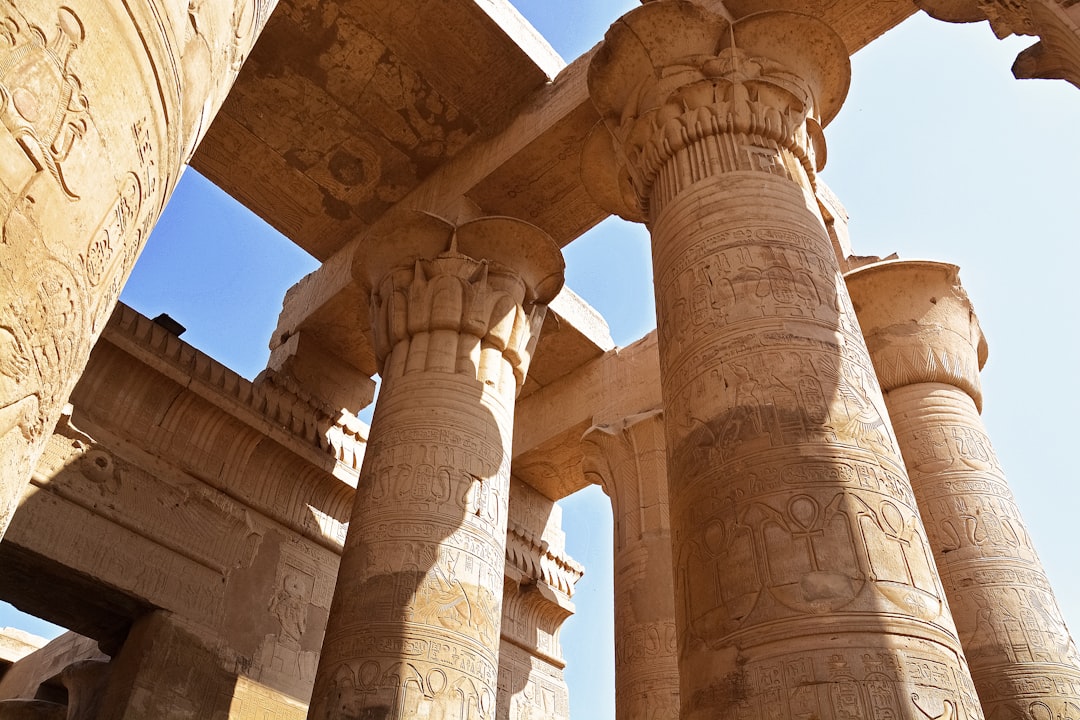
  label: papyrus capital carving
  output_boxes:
[845,260,988,409]
[581,3,850,221]
[355,214,564,393]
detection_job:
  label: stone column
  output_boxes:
[582,409,680,720]
[845,259,1080,718]
[307,215,563,720]
[582,3,981,717]
[0,0,276,536]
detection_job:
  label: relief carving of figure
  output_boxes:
[270,570,309,647]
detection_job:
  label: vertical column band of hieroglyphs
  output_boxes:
[581,3,983,718]
[307,214,563,720]
[0,0,276,535]
[846,259,1080,718]
[583,409,680,720]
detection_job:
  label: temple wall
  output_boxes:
[0,304,581,719]
[0,0,278,540]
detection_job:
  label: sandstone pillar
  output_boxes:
[582,3,981,716]
[307,215,563,720]
[583,409,679,720]
[0,0,276,536]
[845,259,1080,718]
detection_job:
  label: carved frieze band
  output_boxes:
[888,385,1080,719]
[867,342,984,407]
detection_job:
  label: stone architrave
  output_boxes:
[582,3,982,717]
[0,0,276,537]
[307,215,564,720]
[846,259,1080,719]
[582,409,680,720]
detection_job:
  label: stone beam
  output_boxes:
[192,0,923,264]
[512,332,662,501]
[190,0,568,262]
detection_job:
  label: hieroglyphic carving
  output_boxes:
[0,3,93,532]
[496,642,570,720]
[307,216,563,720]
[846,259,1080,719]
[582,410,679,720]
[583,5,980,717]
[7,482,225,626]
[0,0,279,540]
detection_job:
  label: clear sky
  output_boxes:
[4,4,1080,720]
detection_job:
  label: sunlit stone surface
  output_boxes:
[847,259,1080,719]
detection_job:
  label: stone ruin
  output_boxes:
[1,0,1079,718]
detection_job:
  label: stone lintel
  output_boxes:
[844,258,988,409]
[193,0,918,263]
[513,332,663,500]
[0,632,106,703]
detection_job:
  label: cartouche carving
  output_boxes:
[584,5,982,718]
[847,259,1080,719]
[307,215,563,720]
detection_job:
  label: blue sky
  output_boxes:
[5,4,1080,720]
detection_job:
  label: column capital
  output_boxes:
[845,259,989,409]
[581,2,850,222]
[353,213,564,392]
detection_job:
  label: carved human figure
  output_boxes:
[583,410,680,720]
[307,214,563,720]
[582,3,981,717]
[846,259,1080,719]
[0,0,277,539]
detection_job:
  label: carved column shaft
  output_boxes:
[583,3,981,717]
[847,259,1080,718]
[307,216,562,720]
[583,410,679,720]
[0,0,276,536]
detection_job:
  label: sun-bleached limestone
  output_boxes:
[846,259,1080,719]
[307,215,564,720]
[4,296,584,719]
[0,0,277,541]
[582,3,981,717]
[583,410,679,720]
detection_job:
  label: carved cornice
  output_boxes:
[582,3,850,222]
[104,303,369,474]
[915,0,1080,91]
[506,518,584,598]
